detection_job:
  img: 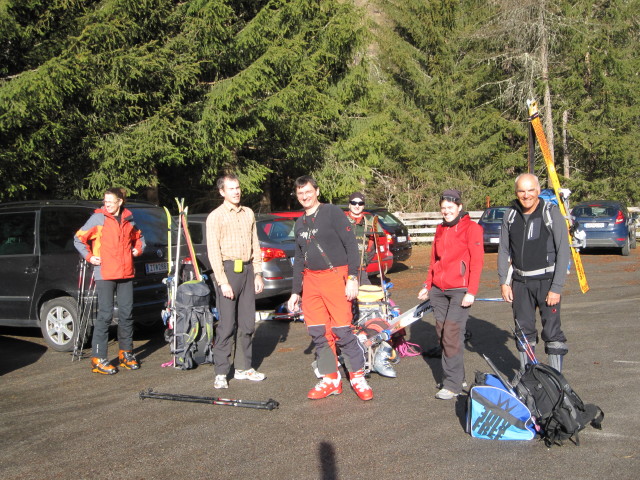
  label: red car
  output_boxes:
[270,210,394,275]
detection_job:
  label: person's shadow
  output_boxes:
[407,314,518,431]
[0,331,47,376]
[252,295,297,369]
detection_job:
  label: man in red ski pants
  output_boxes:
[287,176,372,401]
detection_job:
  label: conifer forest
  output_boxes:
[1,0,638,211]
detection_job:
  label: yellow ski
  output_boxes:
[527,100,589,293]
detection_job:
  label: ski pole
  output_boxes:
[73,273,95,361]
[514,318,538,364]
[511,327,537,365]
[72,261,88,361]
[139,389,280,410]
[371,217,388,304]
[475,298,505,302]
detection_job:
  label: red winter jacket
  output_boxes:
[74,207,145,281]
[425,214,484,295]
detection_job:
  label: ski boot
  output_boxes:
[308,372,342,399]
[91,357,118,375]
[118,350,140,370]
[349,370,373,401]
[371,342,397,378]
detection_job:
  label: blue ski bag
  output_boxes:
[466,373,536,441]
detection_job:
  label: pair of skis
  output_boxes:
[162,198,203,368]
[361,299,434,348]
[527,100,589,294]
[140,389,279,411]
[164,198,202,282]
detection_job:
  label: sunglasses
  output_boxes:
[349,201,365,206]
[440,196,460,204]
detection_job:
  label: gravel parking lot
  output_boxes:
[1,246,639,480]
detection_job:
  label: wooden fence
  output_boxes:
[395,211,483,243]
[396,207,640,244]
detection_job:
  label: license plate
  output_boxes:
[145,262,168,275]
[396,236,407,243]
[490,238,500,244]
[584,223,605,229]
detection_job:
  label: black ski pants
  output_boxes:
[92,279,134,358]
[511,278,567,349]
[212,261,256,376]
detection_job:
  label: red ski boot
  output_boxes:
[308,372,342,399]
[349,370,373,401]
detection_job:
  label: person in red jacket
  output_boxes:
[417,189,484,399]
[74,188,145,374]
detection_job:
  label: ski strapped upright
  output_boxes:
[176,197,202,282]
[139,389,279,410]
[527,100,589,293]
[161,201,182,368]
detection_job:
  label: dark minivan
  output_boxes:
[0,200,169,351]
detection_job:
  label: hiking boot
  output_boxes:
[234,368,266,382]
[349,370,373,401]
[435,388,458,400]
[118,350,140,370]
[91,357,118,375]
[214,375,228,389]
[308,377,342,399]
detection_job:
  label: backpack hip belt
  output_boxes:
[514,265,555,277]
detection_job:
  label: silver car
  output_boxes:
[184,213,295,300]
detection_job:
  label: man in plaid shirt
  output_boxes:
[206,174,266,389]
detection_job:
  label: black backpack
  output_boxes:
[514,363,604,446]
[171,281,215,370]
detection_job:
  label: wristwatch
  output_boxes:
[347,275,358,282]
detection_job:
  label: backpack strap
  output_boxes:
[542,201,554,233]
[506,207,517,231]
[507,203,554,232]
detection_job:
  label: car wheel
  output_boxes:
[631,230,637,250]
[621,237,630,256]
[39,297,92,352]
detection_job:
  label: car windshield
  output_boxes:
[129,206,168,247]
[257,219,296,244]
[572,205,619,218]
[481,208,507,223]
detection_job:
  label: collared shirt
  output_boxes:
[206,201,262,286]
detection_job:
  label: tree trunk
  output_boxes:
[144,168,160,205]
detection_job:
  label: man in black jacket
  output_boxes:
[287,176,372,401]
[498,174,570,372]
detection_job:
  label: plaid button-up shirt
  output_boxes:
[206,201,262,286]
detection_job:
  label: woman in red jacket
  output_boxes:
[74,188,145,374]
[418,189,484,399]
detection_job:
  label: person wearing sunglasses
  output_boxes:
[345,192,375,285]
[417,189,484,400]
[346,192,399,378]
[74,188,145,374]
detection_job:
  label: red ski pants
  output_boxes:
[302,266,365,375]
